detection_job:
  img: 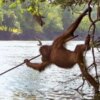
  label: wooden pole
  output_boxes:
[0,54,41,76]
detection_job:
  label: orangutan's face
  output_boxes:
[40,45,51,58]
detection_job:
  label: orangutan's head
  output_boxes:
[39,45,52,58]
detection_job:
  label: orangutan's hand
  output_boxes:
[24,59,30,63]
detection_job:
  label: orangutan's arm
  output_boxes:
[53,7,92,48]
[24,59,50,72]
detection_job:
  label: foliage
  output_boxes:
[0,0,99,35]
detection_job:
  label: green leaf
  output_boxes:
[27,6,33,13]
[9,2,16,9]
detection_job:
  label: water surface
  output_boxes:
[0,41,100,100]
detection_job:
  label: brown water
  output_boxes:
[0,41,100,100]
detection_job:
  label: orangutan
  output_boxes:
[24,7,99,93]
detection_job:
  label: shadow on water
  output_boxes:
[94,93,100,100]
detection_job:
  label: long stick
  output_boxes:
[0,54,41,76]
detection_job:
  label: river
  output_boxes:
[0,41,100,100]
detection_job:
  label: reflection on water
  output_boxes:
[0,41,100,100]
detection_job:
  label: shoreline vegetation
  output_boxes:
[0,30,100,40]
